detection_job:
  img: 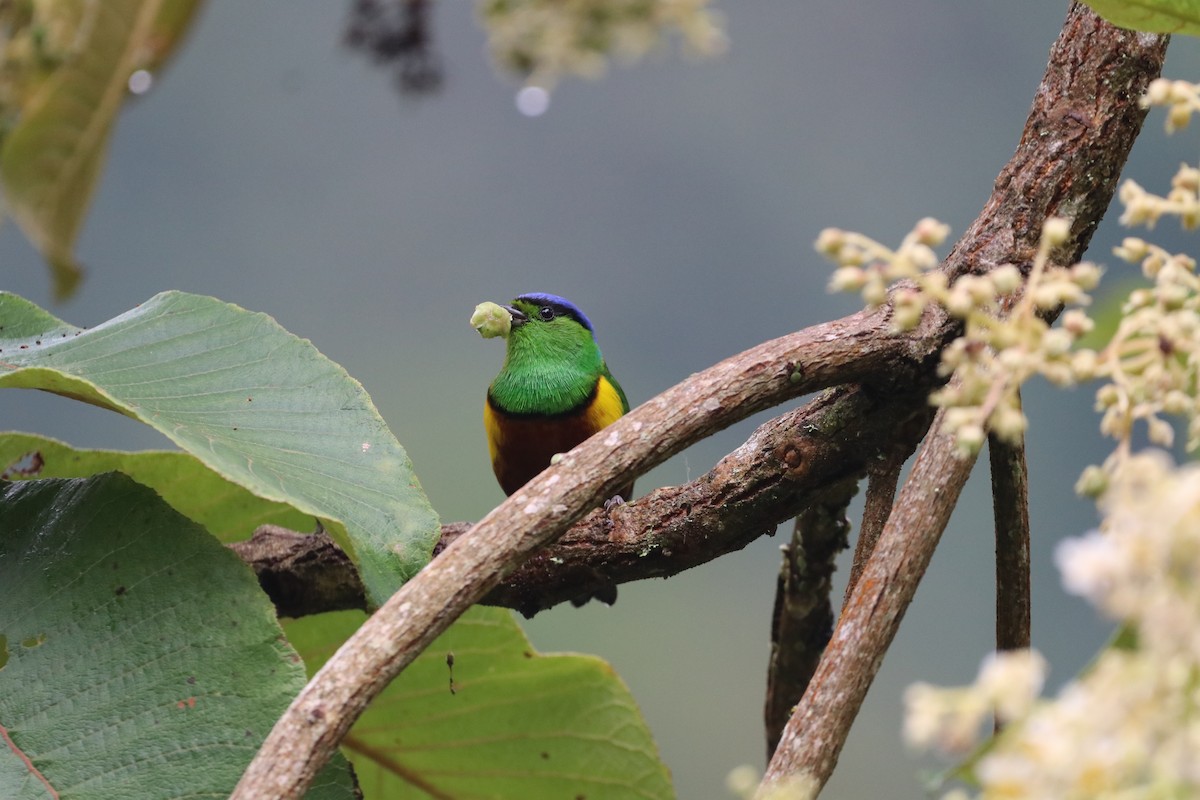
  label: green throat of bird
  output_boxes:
[489,335,604,417]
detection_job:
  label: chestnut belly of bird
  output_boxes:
[485,375,633,498]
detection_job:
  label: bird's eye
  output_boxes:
[538,306,556,321]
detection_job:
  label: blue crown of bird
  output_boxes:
[472,293,633,499]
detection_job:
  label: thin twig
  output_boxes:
[990,424,1031,654]
[989,423,1031,736]
[843,452,904,605]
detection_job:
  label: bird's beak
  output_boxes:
[504,304,528,327]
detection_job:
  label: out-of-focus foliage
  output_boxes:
[0,473,358,799]
[478,0,726,87]
[0,0,202,299]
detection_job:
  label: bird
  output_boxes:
[473,292,633,499]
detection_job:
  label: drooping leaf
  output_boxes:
[0,432,310,542]
[286,607,676,800]
[0,291,442,604]
[0,1,204,299]
[0,473,357,799]
[1081,0,1200,34]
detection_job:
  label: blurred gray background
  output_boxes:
[3,2,1197,796]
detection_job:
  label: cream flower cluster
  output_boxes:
[1118,166,1200,230]
[1143,77,1200,134]
[1095,235,1200,456]
[905,453,1200,798]
[895,80,1200,798]
[822,217,1099,456]
[903,650,1047,755]
[478,0,726,87]
[1066,80,1200,487]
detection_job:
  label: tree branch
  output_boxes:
[230,526,367,618]
[759,406,978,796]
[763,481,855,762]
[757,5,1167,795]
[233,385,935,619]
[843,446,906,605]
[231,305,949,798]
[990,425,1031,654]
[233,5,1166,797]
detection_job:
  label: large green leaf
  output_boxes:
[0,0,204,299]
[1082,0,1200,34]
[0,432,310,543]
[0,473,357,799]
[0,291,441,604]
[286,607,676,800]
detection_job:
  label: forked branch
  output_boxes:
[230,305,949,798]
[758,5,1166,795]
[233,4,1166,798]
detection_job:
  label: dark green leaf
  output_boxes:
[0,473,357,799]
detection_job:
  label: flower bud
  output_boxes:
[815,228,845,256]
[828,266,867,293]
[1070,262,1102,291]
[991,265,1022,295]
[1167,104,1192,133]
[1062,309,1094,337]
[1113,237,1148,263]
[955,424,986,456]
[1074,464,1108,497]
[1041,217,1071,246]
[913,217,951,247]
[1144,78,1172,106]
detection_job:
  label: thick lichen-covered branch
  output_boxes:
[233,383,935,619]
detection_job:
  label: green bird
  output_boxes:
[472,292,633,499]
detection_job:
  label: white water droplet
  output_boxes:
[516,86,550,117]
[128,69,154,95]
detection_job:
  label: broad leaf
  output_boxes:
[0,432,310,542]
[0,291,441,604]
[0,1,204,298]
[1082,0,1200,34]
[286,607,676,800]
[0,474,357,799]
